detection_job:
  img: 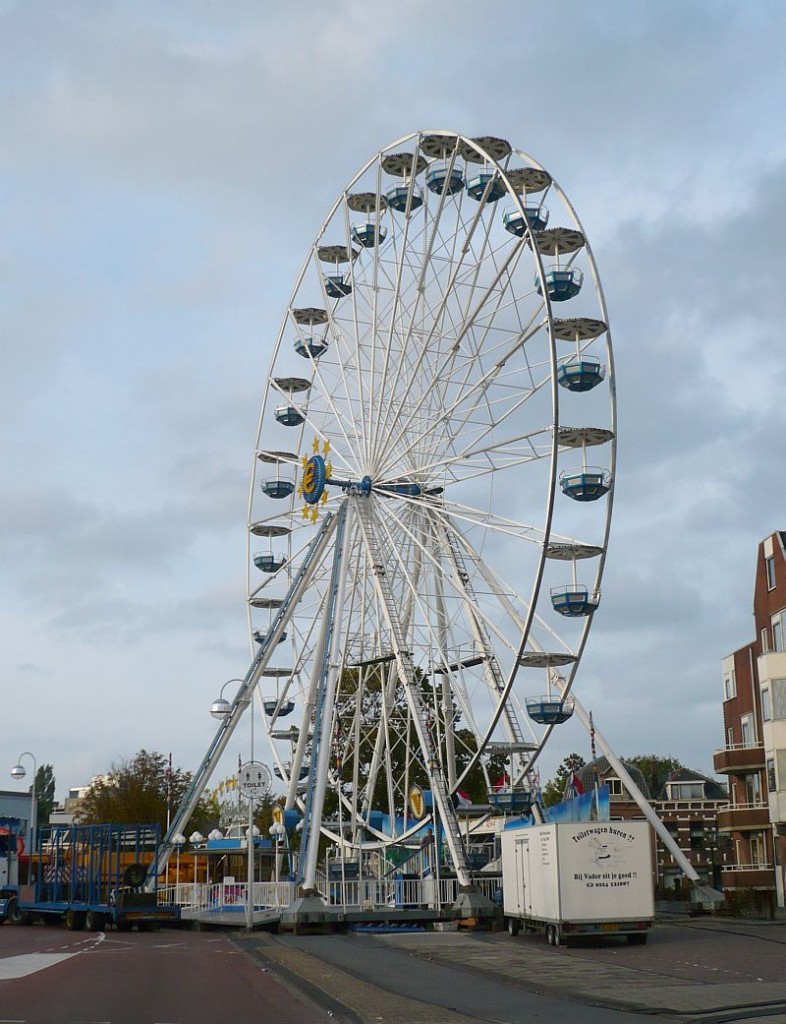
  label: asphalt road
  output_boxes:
[0,926,327,1024]
[5,919,786,1024]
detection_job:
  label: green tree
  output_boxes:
[76,750,216,836]
[623,754,683,797]
[542,752,586,806]
[33,764,56,826]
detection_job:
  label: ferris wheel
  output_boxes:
[246,130,616,884]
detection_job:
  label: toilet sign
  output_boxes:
[239,761,271,803]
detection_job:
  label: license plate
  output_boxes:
[600,922,618,931]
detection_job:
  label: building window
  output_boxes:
[767,758,777,792]
[727,725,734,746]
[689,823,705,850]
[778,750,786,791]
[772,678,786,720]
[724,671,737,701]
[750,832,766,866]
[773,615,784,653]
[744,774,761,805]
[740,713,756,746]
[762,688,772,722]
[606,777,624,796]
[767,556,777,590]
[666,781,706,799]
[762,627,770,653]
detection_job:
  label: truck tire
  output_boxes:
[507,917,520,937]
[546,924,556,946]
[84,910,105,932]
[65,909,85,931]
[7,898,23,925]
[627,933,648,945]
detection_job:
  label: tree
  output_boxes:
[542,753,586,806]
[33,764,56,827]
[623,754,683,797]
[76,750,216,836]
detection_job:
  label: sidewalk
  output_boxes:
[235,919,786,1023]
[374,921,786,1018]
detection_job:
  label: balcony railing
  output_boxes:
[716,801,770,831]
[720,863,775,889]
[713,743,765,774]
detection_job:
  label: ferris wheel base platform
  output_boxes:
[452,889,498,922]
[279,894,347,933]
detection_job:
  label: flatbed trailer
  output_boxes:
[1,822,179,931]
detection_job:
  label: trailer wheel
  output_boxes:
[65,909,85,931]
[7,898,23,925]
[627,933,648,945]
[546,924,555,946]
[123,863,147,888]
[84,910,105,932]
[506,917,520,937]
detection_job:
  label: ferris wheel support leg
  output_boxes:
[565,689,722,901]
[353,496,496,921]
[300,501,352,895]
[146,512,338,887]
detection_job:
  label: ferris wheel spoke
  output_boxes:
[379,238,533,464]
[371,181,519,460]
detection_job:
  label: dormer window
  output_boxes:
[666,781,706,800]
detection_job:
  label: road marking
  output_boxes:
[0,953,75,980]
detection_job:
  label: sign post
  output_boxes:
[238,761,271,930]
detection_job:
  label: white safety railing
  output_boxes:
[157,880,295,912]
[721,862,773,873]
[158,875,500,913]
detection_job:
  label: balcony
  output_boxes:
[716,802,770,831]
[713,743,765,775]
[721,863,776,889]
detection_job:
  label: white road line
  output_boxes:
[0,953,76,980]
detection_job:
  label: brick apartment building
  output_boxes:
[714,531,786,907]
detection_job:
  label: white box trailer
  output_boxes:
[501,820,654,946]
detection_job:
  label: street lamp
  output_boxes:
[172,833,186,894]
[189,831,205,886]
[210,678,245,719]
[269,822,285,894]
[10,752,37,855]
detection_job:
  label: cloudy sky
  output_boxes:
[3,0,786,804]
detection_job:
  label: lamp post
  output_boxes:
[244,822,260,930]
[210,678,245,719]
[189,831,205,889]
[269,822,285,902]
[10,752,37,855]
[172,833,186,899]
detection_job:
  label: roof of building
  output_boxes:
[571,757,652,800]
[570,758,727,803]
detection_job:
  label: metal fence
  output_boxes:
[158,875,500,913]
